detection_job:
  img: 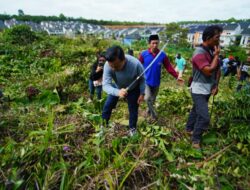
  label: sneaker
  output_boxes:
[192,142,201,150]
[129,128,137,137]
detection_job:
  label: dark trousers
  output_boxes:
[89,79,102,100]
[102,87,140,129]
[186,93,210,143]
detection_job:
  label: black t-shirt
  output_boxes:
[89,62,103,81]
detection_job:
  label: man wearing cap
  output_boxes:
[139,34,182,120]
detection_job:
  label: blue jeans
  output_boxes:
[89,79,102,100]
[102,87,140,129]
[186,93,210,143]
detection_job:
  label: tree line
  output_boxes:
[0,13,158,26]
[1,13,249,26]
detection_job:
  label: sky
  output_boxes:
[0,0,250,23]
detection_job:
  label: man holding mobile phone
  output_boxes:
[185,25,223,149]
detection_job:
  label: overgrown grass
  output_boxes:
[0,34,250,189]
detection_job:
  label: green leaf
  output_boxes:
[159,139,174,161]
[38,90,60,106]
[202,132,217,144]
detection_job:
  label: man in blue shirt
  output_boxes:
[139,34,182,120]
[102,46,145,136]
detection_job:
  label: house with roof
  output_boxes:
[220,23,241,47]
[113,29,120,39]
[143,28,153,35]
[4,18,18,28]
[103,29,113,38]
[187,26,196,45]
[45,28,64,35]
[25,21,41,32]
[148,27,164,34]
[127,28,139,36]
[138,28,153,39]
[240,28,250,47]
[78,23,89,33]
[184,24,204,46]
[116,28,128,37]
[123,33,141,46]
[192,25,207,47]
[239,22,250,31]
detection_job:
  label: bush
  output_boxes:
[3,25,38,45]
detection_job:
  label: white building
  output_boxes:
[240,28,250,47]
[220,24,241,47]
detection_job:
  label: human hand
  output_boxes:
[211,86,218,96]
[137,95,144,104]
[96,66,103,72]
[177,77,185,85]
[214,46,220,56]
[118,88,128,98]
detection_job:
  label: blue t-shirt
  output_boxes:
[139,49,167,87]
